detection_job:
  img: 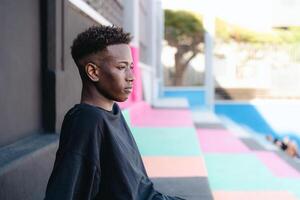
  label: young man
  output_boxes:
[45,26,185,200]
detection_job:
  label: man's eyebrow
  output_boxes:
[117,61,133,65]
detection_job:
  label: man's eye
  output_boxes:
[117,66,126,70]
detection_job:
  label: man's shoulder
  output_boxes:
[61,104,106,139]
[59,104,105,157]
[66,103,106,123]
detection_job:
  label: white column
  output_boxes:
[148,0,157,104]
[156,0,164,97]
[123,0,139,46]
[204,12,215,112]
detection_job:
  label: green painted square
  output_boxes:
[204,154,280,190]
[131,127,201,156]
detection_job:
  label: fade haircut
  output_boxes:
[71,25,131,79]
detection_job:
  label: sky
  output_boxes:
[162,0,300,31]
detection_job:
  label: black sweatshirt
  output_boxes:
[45,103,184,200]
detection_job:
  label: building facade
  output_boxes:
[0,0,163,199]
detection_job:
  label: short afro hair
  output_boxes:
[71,25,132,65]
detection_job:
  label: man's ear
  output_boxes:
[85,63,100,82]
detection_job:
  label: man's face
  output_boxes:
[94,44,134,102]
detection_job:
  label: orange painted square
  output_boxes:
[142,156,207,178]
[213,191,298,200]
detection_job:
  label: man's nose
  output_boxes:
[126,69,135,82]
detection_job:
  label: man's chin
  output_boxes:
[115,96,129,102]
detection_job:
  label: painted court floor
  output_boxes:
[122,101,300,200]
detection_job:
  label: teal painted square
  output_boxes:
[204,154,279,190]
[275,179,300,199]
[204,153,300,199]
[131,127,201,156]
[293,190,300,199]
[121,109,132,128]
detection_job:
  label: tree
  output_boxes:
[164,9,204,86]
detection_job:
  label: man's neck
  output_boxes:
[81,85,114,111]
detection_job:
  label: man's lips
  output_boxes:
[124,87,133,93]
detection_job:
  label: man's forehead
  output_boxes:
[106,44,132,62]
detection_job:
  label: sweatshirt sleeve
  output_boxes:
[44,151,101,200]
[45,108,103,200]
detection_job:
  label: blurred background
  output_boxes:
[0,0,300,199]
[163,0,300,99]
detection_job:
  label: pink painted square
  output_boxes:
[197,128,250,153]
[142,156,207,178]
[129,102,194,127]
[255,151,300,178]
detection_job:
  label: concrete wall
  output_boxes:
[55,2,97,131]
[0,135,58,200]
[0,0,42,147]
[84,0,123,26]
[0,0,123,199]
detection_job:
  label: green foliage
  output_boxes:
[165,11,300,44]
[216,18,300,44]
[164,9,204,47]
[215,18,231,42]
[275,27,300,43]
